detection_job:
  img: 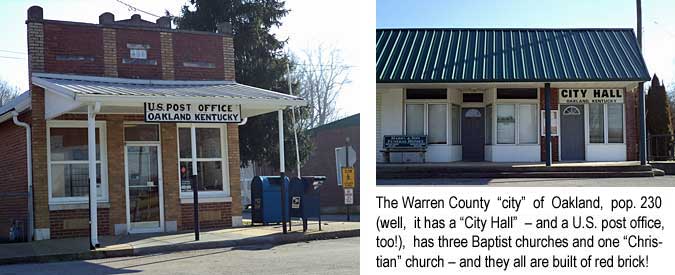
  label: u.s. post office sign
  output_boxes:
[144,102,242,123]
[559,88,624,104]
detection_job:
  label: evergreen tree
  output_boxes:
[173,0,311,171]
[646,74,674,159]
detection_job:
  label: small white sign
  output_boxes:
[144,102,242,123]
[292,196,301,209]
[344,189,354,205]
[559,88,624,104]
[540,110,559,136]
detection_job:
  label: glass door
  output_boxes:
[125,144,163,233]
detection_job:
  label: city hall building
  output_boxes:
[0,7,303,242]
[376,28,650,163]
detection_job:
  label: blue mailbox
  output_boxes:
[289,176,326,231]
[251,176,290,224]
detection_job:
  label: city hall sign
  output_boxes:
[144,102,242,123]
[559,88,624,104]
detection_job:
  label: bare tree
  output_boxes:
[294,45,350,129]
[0,79,20,106]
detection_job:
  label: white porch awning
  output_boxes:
[31,73,305,119]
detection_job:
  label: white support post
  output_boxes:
[278,109,287,234]
[190,123,200,240]
[190,124,198,176]
[278,110,285,173]
[87,104,99,247]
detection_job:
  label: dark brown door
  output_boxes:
[462,108,485,161]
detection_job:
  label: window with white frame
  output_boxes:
[48,121,107,203]
[178,125,230,196]
[496,103,538,144]
[590,103,624,144]
[405,103,448,144]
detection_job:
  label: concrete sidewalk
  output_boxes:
[0,220,359,265]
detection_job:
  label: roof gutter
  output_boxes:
[75,94,307,108]
[11,111,33,242]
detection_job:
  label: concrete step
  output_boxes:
[377,170,655,179]
[377,165,653,174]
[653,168,665,176]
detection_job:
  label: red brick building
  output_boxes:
[300,114,360,213]
[0,6,304,242]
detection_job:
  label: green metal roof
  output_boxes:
[310,113,360,133]
[376,28,650,83]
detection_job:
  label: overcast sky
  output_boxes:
[0,0,368,118]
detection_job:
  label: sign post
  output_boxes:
[343,137,353,221]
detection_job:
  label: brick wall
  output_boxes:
[227,124,241,218]
[161,124,180,226]
[43,22,104,76]
[0,113,30,241]
[50,208,109,239]
[173,32,226,80]
[31,86,50,233]
[180,202,232,230]
[106,117,125,231]
[300,124,361,209]
[540,88,560,162]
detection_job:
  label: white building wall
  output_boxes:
[488,145,540,162]
[378,88,404,162]
[586,144,627,161]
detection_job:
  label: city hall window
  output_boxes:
[405,103,448,144]
[47,121,108,203]
[496,104,538,144]
[590,103,624,144]
[497,89,538,99]
[178,125,230,197]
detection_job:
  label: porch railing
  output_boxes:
[648,134,675,162]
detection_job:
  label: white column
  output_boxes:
[87,104,98,246]
[278,110,285,173]
[190,124,198,176]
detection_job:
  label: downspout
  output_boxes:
[12,111,33,242]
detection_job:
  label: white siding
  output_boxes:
[378,88,404,162]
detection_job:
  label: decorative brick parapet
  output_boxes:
[102,28,118,77]
[27,22,45,74]
[223,36,236,81]
[160,32,175,80]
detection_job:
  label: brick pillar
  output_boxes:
[102,28,118,77]
[160,32,175,80]
[223,36,236,81]
[625,88,639,161]
[106,117,125,234]
[31,86,49,239]
[27,6,45,75]
[161,123,180,231]
[227,124,242,226]
[540,88,559,162]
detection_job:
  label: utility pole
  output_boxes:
[637,0,647,165]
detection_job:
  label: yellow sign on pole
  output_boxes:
[341,167,356,188]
